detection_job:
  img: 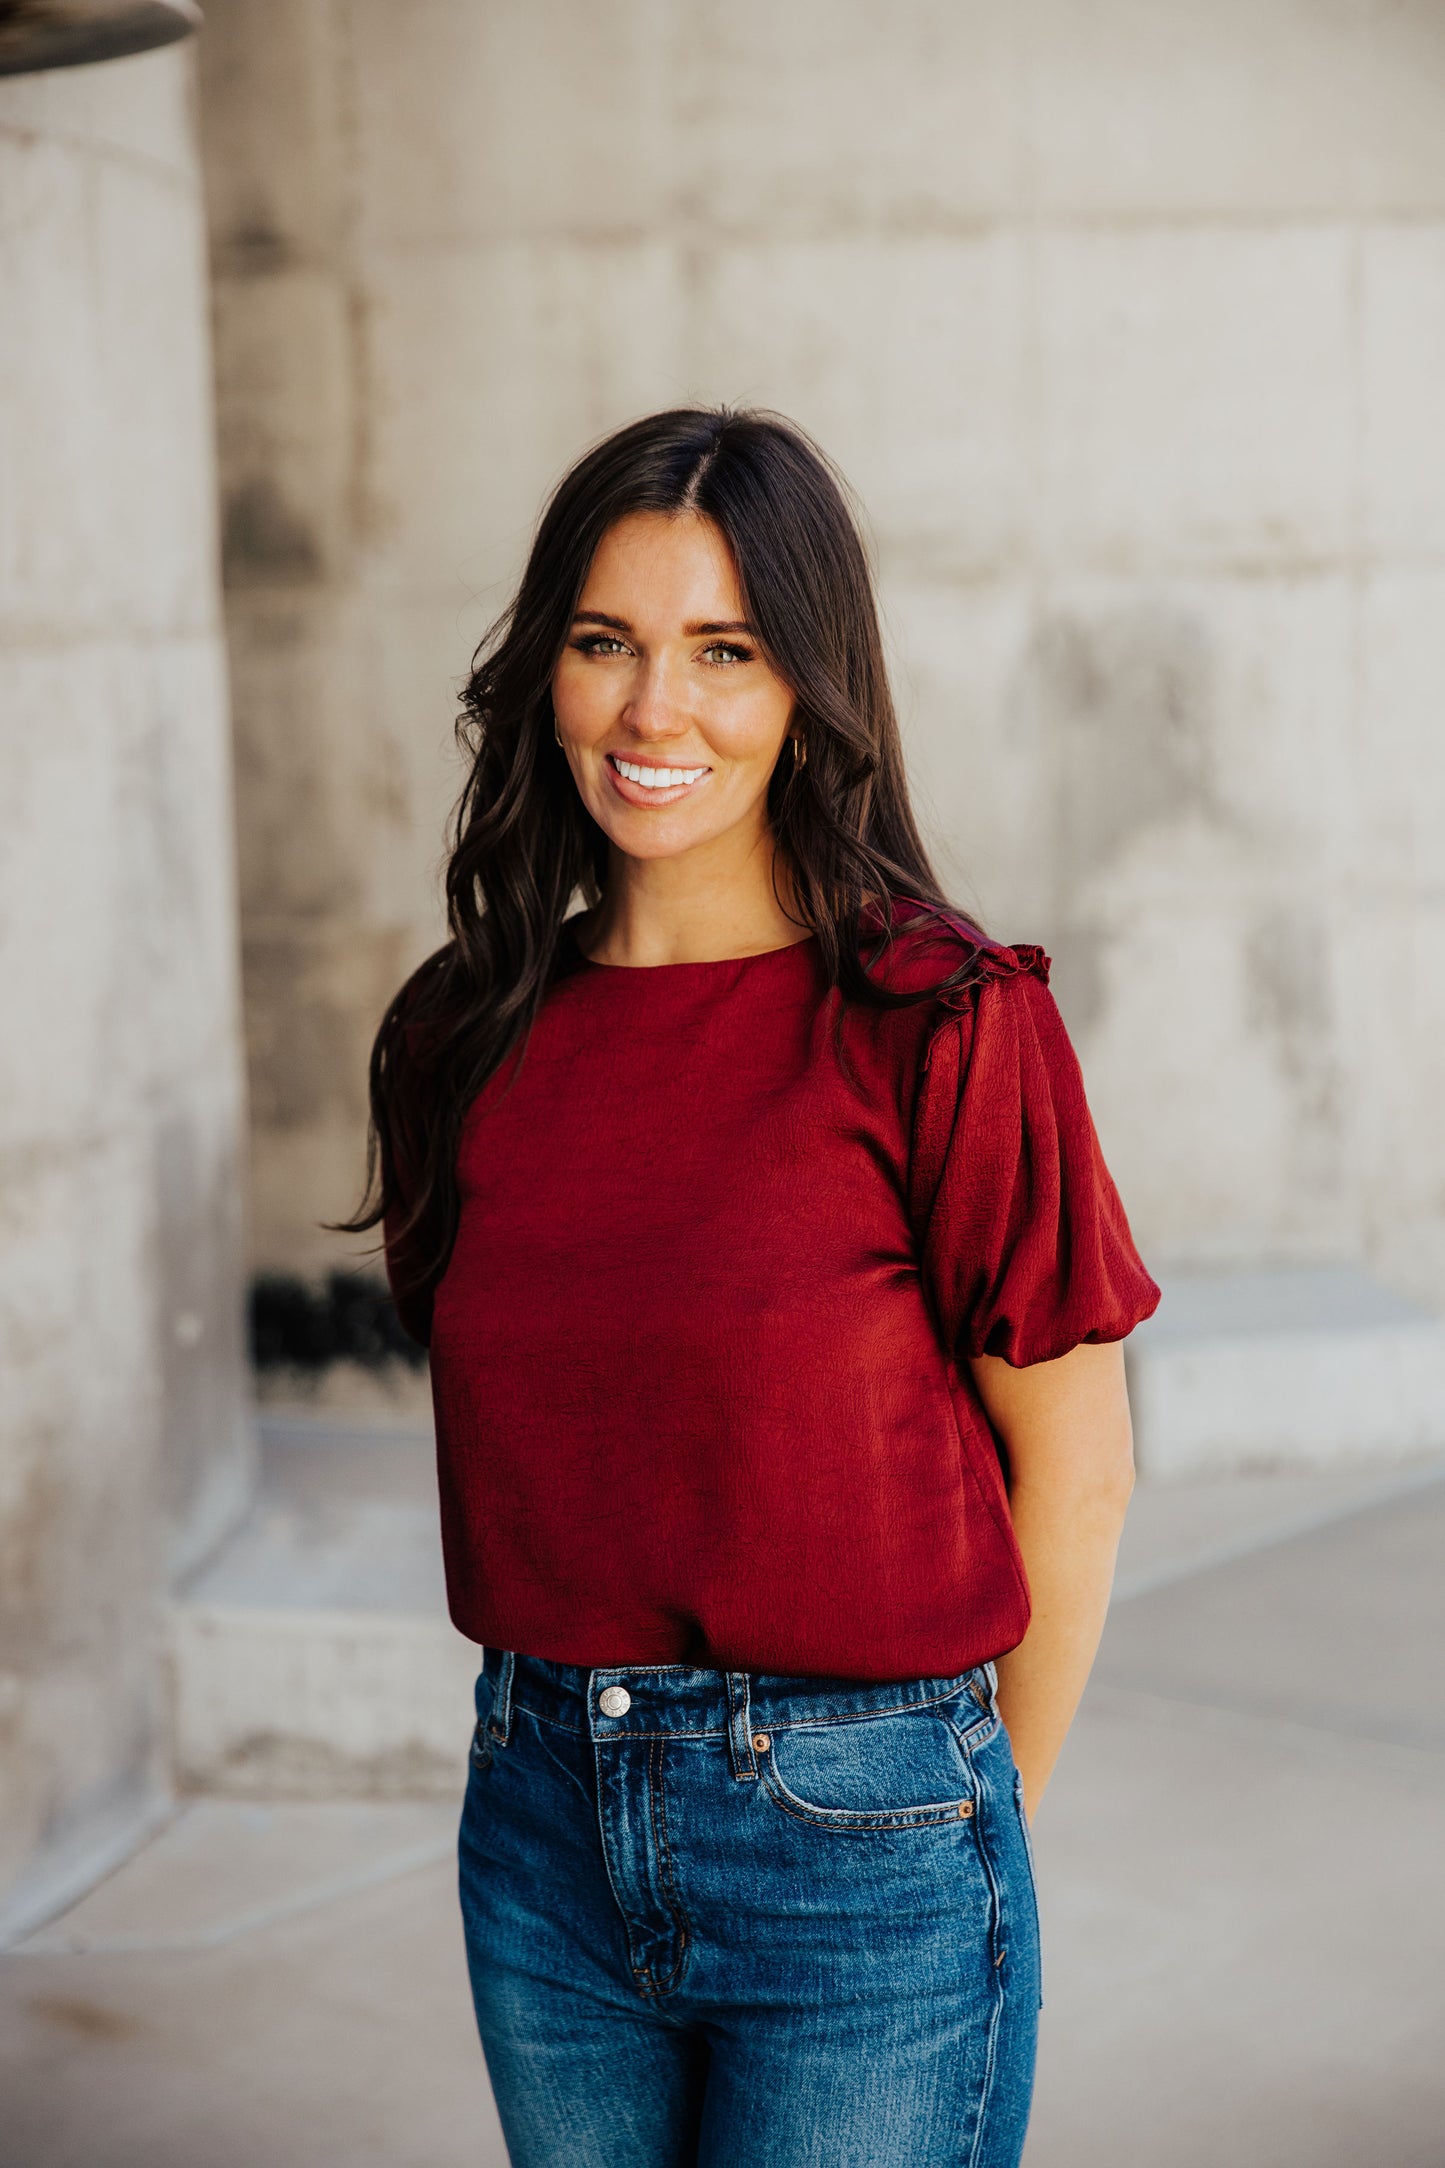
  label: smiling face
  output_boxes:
[550,510,799,865]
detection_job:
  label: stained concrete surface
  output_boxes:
[0,41,253,1947]
[165,1413,477,1796]
[0,1817,500,2168]
[1027,1471,1445,2168]
[3,1469,1443,2168]
[200,3,1445,1318]
[181,1415,447,1614]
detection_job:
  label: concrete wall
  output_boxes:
[0,47,253,1938]
[201,2,1445,1315]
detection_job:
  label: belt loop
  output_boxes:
[725,1671,758,1782]
[490,1650,516,1746]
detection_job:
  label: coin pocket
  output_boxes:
[758,1705,981,1833]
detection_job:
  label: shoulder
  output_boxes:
[857,894,1052,1008]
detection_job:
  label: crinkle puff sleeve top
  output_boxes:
[385,900,1161,1685]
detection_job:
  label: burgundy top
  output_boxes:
[387,903,1160,1684]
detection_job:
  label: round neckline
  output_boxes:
[561,918,819,975]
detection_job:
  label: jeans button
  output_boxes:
[598,1685,631,1716]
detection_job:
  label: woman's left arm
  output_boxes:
[967,1337,1137,1823]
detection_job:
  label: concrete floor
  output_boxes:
[4,1463,1443,2168]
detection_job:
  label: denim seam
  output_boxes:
[607,1728,718,1741]
[512,1677,992,1743]
[502,1682,987,1734]
[949,1709,1002,1754]
[961,1754,1008,2168]
[637,1732,691,1996]
[1011,1768,1044,2010]
[757,1735,978,1832]
[516,1708,992,1745]
[726,1671,759,1782]
[519,1703,720,1741]
[767,1678,984,1730]
[591,1743,654,2000]
[1013,1769,1040,1889]
[759,1780,978,1835]
[488,1649,516,1746]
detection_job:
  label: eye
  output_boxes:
[572,633,632,657]
[700,641,753,667]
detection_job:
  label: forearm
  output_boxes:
[965,1337,1137,1824]
[992,1472,1131,1821]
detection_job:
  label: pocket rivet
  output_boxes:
[958,1801,975,1818]
[751,1732,771,1753]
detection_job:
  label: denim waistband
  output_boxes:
[479,1646,1000,1783]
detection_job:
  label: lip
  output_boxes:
[604,752,713,808]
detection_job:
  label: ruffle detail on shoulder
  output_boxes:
[920,939,1052,1074]
[930,940,1052,1013]
[868,897,1050,1009]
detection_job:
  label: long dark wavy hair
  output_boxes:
[331,406,995,1319]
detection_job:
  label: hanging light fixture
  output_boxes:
[0,0,200,76]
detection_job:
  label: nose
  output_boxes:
[620,655,688,742]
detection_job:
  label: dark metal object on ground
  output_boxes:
[0,0,200,76]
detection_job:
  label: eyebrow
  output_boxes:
[571,611,756,638]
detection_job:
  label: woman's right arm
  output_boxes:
[967,1337,1136,1822]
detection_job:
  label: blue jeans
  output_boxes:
[458,1647,1041,2167]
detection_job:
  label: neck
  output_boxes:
[574,837,809,969]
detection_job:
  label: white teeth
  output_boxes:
[613,759,708,789]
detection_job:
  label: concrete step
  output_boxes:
[169,1405,1445,1802]
[167,1411,478,1799]
[1124,1264,1445,1479]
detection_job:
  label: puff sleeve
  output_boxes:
[910,944,1161,1368]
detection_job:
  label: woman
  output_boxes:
[342,407,1160,2166]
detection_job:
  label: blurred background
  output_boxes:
[2,4,1444,2164]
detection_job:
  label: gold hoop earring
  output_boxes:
[792,734,807,771]
[554,720,563,747]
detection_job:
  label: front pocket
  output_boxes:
[758,1704,984,1833]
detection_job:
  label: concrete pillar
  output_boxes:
[0,44,253,1939]
[200,2,1445,1319]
